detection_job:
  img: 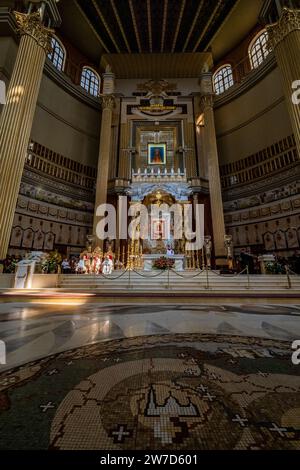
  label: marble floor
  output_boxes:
[0,302,300,371]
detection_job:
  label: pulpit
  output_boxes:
[14,252,45,289]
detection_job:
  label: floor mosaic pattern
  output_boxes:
[1,333,300,450]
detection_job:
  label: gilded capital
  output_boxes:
[14,11,53,54]
[100,95,115,110]
[267,8,300,51]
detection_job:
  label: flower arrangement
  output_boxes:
[153,256,175,270]
[2,256,18,273]
[41,250,62,274]
[265,262,285,275]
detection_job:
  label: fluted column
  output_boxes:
[184,120,198,178]
[118,122,131,179]
[200,72,226,264]
[93,90,115,244]
[267,8,300,156]
[0,12,53,259]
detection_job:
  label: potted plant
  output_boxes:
[41,250,62,274]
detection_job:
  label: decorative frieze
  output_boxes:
[16,194,93,226]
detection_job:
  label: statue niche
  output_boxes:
[141,190,176,255]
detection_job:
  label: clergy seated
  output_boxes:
[102,255,114,275]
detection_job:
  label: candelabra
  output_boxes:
[204,236,212,269]
[122,245,126,268]
[224,234,234,270]
[86,234,94,253]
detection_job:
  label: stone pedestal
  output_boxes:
[0,12,53,259]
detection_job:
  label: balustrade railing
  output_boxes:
[221,143,299,190]
[25,152,96,190]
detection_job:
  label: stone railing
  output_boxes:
[25,152,96,190]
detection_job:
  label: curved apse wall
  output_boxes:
[0,35,100,256]
[214,55,300,256]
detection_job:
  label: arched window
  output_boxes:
[80,67,100,97]
[249,30,269,70]
[48,37,65,72]
[213,65,234,95]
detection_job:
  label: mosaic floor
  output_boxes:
[0,333,300,450]
[0,303,300,450]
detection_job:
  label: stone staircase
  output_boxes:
[57,270,300,296]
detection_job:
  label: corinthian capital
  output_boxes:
[200,94,214,111]
[267,8,300,51]
[14,11,53,54]
[100,95,115,110]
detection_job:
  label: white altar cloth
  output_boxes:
[142,254,185,272]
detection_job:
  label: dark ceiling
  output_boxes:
[73,0,238,54]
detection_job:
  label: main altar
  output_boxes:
[142,254,185,272]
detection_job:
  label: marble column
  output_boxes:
[200,73,226,264]
[267,8,300,156]
[0,12,53,259]
[93,68,115,245]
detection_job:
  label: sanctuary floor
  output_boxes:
[0,303,300,450]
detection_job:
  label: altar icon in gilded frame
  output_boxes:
[152,219,166,240]
[148,143,166,165]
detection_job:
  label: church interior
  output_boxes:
[1,0,300,455]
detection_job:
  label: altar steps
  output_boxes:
[57,271,300,295]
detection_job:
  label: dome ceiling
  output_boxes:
[73,0,238,54]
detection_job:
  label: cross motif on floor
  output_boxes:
[203,392,216,402]
[40,402,55,413]
[184,368,200,377]
[232,414,249,427]
[110,425,132,443]
[0,376,16,386]
[258,371,268,378]
[102,357,109,362]
[197,384,207,393]
[208,372,218,380]
[178,353,188,359]
[47,369,58,376]
[269,423,288,437]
